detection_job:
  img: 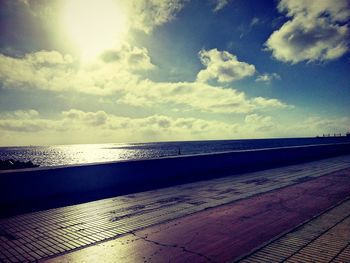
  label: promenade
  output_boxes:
[1,155,350,262]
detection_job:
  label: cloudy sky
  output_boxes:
[0,0,349,146]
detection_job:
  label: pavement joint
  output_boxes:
[132,232,217,263]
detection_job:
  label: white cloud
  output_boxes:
[0,109,39,119]
[0,109,242,145]
[117,80,289,113]
[3,109,348,145]
[100,45,155,70]
[256,73,281,84]
[0,120,49,133]
[62,109,108,127]
[244,114,274,132]
[0,110,52,132]
[125,0,188,33]
[0,47,151,95]
[0,109,295,145]
[213,0,230,12]
[266,0,350,63]
[25,50,74,65]
[17,0,188,35]
[278,0,350,22]
[252,97,290,109]
[0,49,289,114]
[197,49,256,83]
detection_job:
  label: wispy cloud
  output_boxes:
[256,73,281,84]
[301,116,350,134]
[250,17,260,27]
[125,0,189,33]
[213,0,230,12]
[238,17,261,38]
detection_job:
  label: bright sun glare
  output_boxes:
[63,0,128,60]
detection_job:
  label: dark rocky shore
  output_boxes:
[0,159,39,170]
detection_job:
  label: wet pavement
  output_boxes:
[240,197,350,263]
[44,167,350,263]
[1,155,350,262]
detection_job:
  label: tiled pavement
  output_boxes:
[1,155,350,262]
[44,166,350,263]
[239,197,350,263]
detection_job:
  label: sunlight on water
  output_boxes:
[0,143,175,167]
[34,143,151,167]
[1,137,349,168]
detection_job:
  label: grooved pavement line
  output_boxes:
[239,198,350,263]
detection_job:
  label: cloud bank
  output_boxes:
[2,109,348,146]
[0,48,288,114]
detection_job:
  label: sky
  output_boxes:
[0,0,349,146]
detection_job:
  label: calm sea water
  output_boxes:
[1,137,349,167]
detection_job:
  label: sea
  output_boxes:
[1,137,349,168]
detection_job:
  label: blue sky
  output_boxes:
[0,0,349,146]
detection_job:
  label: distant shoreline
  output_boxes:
[1,137,350,168]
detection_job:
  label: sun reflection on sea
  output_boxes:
[46,144,135,167]
[0,142,178,168]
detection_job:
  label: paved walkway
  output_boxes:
[239,197,350,263]
[1,155,350,262]
[44,166,350,263]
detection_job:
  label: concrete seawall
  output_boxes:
[1,143,350,210]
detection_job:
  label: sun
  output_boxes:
[62,0,128,60]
